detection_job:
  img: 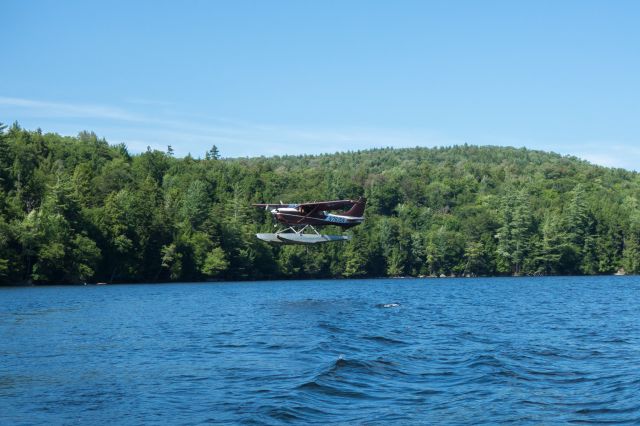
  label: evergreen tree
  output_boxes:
[496,189,533,275]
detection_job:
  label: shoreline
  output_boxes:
[1,273,635,287]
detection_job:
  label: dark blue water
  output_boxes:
[1,277,640,425]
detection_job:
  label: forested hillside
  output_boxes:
[1,122,639,284]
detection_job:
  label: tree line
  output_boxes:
[0,122,638,284]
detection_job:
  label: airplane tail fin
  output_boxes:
[344,197,366,217]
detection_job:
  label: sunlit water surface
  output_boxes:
[1,276,640,424]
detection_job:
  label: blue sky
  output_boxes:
[2,1,639,169]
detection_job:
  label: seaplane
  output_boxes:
[253,197,366,245]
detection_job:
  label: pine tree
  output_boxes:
[496,189,533,275]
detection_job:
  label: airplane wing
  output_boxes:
[297,199,355,213]
[254,198,361,213]
[252,203,299,210]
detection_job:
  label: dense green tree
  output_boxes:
[203,246,229,277]
[530,213,568,275]
[496,189,533,275]
[621,196,640,273]
[1,123,640,284]
[463,241,487,276]
[70,234,101,282]
[0,122,11,191]
[343,240,367,277]
[205,145,220,160]
[161,243,182,280]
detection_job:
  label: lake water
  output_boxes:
[1,276,640,424]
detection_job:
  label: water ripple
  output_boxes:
[1,276,640,424]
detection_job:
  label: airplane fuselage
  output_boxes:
[272,207,363,228]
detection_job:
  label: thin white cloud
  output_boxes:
[576,143,640,170]
[123,97,175,107]
[0,97,459,155]
[0,96,142,122]
[580,153,622,169]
